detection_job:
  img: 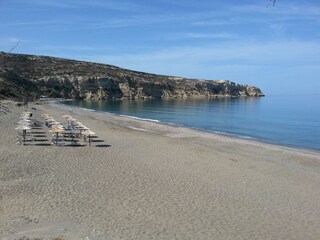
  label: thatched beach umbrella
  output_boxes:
[45,117,55,121]
[76,124,89,130]
[82,129,96,146]
[74,124,89,135]
[51,124,64,130]
[45,118,57,127]
[17,119,31,125]
[20,114,30,119]
[20,115,31,120]
[74,123,89,130]
[21,111,32,117]
[49,128,65,145]
[66,117,76,125]
[41,113,50,118]
[15,124,32,131]
[63,115,72,124]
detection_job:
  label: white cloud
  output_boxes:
[192,3,320,27]
[167,32,238,40]
[14,0,78,9]
[231,3,320,22]
[74,40,320,81]
[0,20,63,27]
[12,0,151,12]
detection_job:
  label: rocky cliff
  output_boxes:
[0,52,264,101]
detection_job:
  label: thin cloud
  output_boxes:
[50,13,194,31]
[192,17,255,26]
[78,0,152,12]
[79,40,320,78]
[192,3,320,27]
[233,3,320,16]
[14,0,151,12]
[36,44,114,53]
[0,20,63,27]
[168,32,238,40]
[19,0,78,9]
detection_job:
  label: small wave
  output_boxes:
[119,115,160,123]
[239,135,254,139]
[77,107,95,112]
[211,130,254,140]
[127,126,147,132]
[60,103,96,112]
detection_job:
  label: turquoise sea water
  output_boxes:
[63,95,320,151]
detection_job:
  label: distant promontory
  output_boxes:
[0,52,264,101]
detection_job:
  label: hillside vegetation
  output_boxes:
[0,52,264,101]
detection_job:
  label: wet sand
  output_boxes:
[1,101,320,240]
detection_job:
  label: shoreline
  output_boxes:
[1,101,320,240]
[56,102,320,157]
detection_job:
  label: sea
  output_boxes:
[62,94,320,151]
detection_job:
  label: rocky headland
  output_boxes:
[0,52,264,101]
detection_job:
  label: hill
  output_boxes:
[0,52,264,101]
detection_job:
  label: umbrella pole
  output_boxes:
[89,135,91,146]
[56,132,58,145]
[23,129,26,145]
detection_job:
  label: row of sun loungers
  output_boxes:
[43,113,99,146]
[15,110,103,147]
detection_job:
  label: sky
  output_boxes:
[0,0,319,95]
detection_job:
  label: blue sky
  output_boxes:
[0,0,319,95]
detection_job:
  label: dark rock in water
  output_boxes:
[0,52,264,101]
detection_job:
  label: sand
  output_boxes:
[0,100,320,240]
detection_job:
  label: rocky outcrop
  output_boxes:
[0,52,264,101]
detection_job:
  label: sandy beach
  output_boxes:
[1,100,320,240]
